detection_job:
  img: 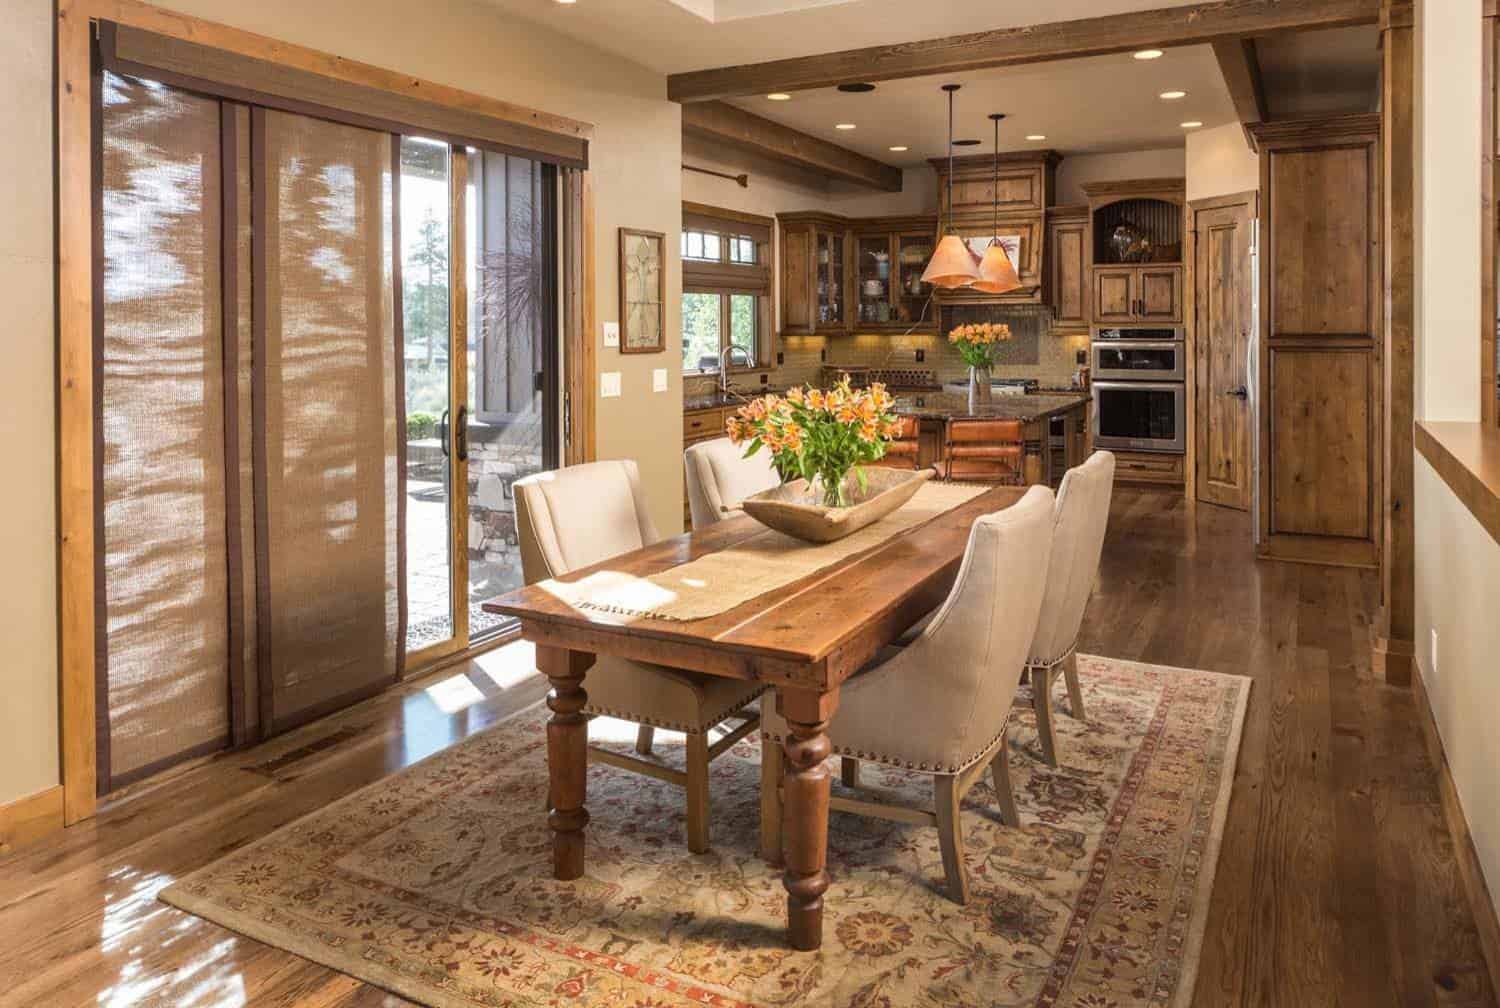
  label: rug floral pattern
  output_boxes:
[162,656,1249,1008]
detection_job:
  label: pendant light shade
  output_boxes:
[970,112,1022,295]
[922,84,980,289]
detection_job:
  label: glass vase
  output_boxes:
[968,364,993,411]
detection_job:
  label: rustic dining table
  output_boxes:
[482,481,1027,951]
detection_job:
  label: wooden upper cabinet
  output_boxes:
[930,150,1061,305]
[1046,205,1089,331]
[1081,178,1186,326]
[1092,267,1136,322]
[1248,114,1382,568]
[778,212,849,336]
[1267,144,1375,337]
[1089,264,1182,322]
[1138,267,1183,321]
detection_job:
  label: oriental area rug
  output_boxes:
[162,655,1250,1008]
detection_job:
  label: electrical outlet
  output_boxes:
[603,321,620,348]
[652,368,668,393]
[600,371,622,398]
[1431,627,1439,675]
[915,348,926,362]
[776,351,785,366]
[760,373,769,385]
[820,347,827,362]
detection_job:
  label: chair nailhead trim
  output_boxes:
[587,685,769,736]
[760,723,1007,776]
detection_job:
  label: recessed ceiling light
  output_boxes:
[888,145,909,152]
[835,123,857,130]
[766,93,791,101]
[1133,49,1164,60]
[952,138,982,146]
[838,82,877,93]
[1180,120,1203,129]
[1160,90,1187,100]
[1026,134,1046,141]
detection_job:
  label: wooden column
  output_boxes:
[538,645,594,879]
[1377,0,1416,686]
[776,685,839,951]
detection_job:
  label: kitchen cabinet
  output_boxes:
[930,150,1061,305]
[851,217,938,330]
[1091,264,1182,322]
[778,212,849,336]
[1046,205,1089,331]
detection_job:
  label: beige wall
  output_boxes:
[0,0,60,808]
[1184,123,1259,202]
[1055,147,1186,204]
[1,0,685,805]
[1412,0,1499,920]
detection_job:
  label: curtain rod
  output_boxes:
[682,164,748,188]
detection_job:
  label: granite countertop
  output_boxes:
[892,392,1090,422]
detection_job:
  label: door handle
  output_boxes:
[456,404,470,462]
[438,408,450,458]
[1226,386,1249,400]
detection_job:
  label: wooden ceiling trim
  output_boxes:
[681,101,903,192]
[667,0,1382,103]
[1213,37,1268,127]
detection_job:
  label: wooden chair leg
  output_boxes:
[635,724,655,755]
[840,756,860,788]
[1031,665,1059,767]
[989,736,1022,828]
[934,775,970,905]
[685,732,710,854]
[759,735,784,865]
[1062,652,1085,721]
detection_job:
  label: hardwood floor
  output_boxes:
[0,489,1492,1007]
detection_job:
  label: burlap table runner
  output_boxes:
[539,481,991,622]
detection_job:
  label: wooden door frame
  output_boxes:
[56,0,595,824]
[1187,190,1259,512]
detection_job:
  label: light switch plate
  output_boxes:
[653,368,668,393]
[600,371,622,398]
[603,321,620,348]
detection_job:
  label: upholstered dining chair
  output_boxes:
[935,418,1025,484]
[875,415,922,470]
[760,485,1056,904]
[683,436,780,530]
[1026,450,1116,766]
[514,460,768,853]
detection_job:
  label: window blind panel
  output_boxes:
[256,108,399,733]
[99,22,588,169]
[99,72,230,788]
[228,103,260,744]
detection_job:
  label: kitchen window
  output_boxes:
[681,203,773,374]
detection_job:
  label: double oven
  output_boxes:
[1090,325,1186,454]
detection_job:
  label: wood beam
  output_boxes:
[667,0,1381,103]
[681,101,903,192]
[1213,37,1268,129]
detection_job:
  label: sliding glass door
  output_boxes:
[402,143,559,664]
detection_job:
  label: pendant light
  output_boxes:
[971,112,1023,295]
[921,84,981,289]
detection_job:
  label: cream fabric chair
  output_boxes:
[760,485,1056,904]
[684,436,780,529]
[514,460,768,853]
[1027,451,1116,766]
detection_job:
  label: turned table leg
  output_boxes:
[776,685,840,951]
[538,645,595,880]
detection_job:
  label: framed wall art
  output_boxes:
[618,227,666,354]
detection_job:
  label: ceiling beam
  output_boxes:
[667,0,1380,103]
[1213,37,1268,127]
[681,101,904,192]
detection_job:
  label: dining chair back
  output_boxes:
[684,437,780,529]
[514,460,659,581]
[1025,450,1116,766]
[875,415,922,470]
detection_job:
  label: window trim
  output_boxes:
[680,202,774,375]
[1485,4,1499,429]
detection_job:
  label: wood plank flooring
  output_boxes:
[0,489,1492,1007]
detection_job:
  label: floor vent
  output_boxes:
[243,725,367,778]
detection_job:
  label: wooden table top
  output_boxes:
[892,392,1089,422]
[483,485,1027,690]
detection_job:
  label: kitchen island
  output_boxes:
[891,392,1090,486]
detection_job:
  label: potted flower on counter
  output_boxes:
[726,375,900,508]
[948,321,1013,408]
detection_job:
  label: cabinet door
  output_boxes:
[894,231,933,325]
[1093,267,1136,322]
[780,228,813,333]
[820,230,846,329]
[1049,219,1088,326]
[1138,266,1183,321]
[854,233,894,327]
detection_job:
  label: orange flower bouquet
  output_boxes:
[947,321,1013,369]
[726,375,900,507]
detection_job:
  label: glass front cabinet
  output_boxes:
[779,212,938,336]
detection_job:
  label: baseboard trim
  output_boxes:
[0,785,65,859]
[1412,661,1500,997]
[1374,636,1415,686]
